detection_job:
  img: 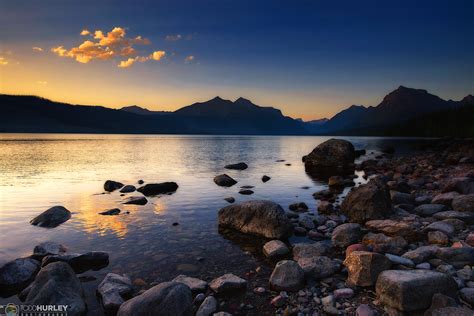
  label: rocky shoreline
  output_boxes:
[1,137,473,315]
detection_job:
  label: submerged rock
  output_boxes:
[0,257,40,298]
[123,196,148,205]
[104,180,124,192]
[214,174,237,187]
[98,273,133,314]
[33,242,67,259]
[117,282,193,316]
[137,182,178,196]
[376,269,457,312]
[218,200,293,239]
[269,260,305,291]
[223,197,235,203]
[341,178,392,224]
[30,206,71,228]
[42,251,109,274]
[119,185,136,193]
[25,262,86,316]
[99,208,121,216]
[224,162,248,170]
[209,274,247,294]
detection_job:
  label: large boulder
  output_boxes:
[303,139,355,176]
[331,223,362,248]
[25,262,86,316]
[452,194,474,213]
[376,270,458,312]
[341,179,392,224]
[42,251,109,274]
[344,251,392,287]
[137,182,178,196]
[213,174,237,187]
[97,273,133,314]
[117,282,193,316]
[30,206,71,228]
[269,260,305,291]
[218,200,293,239]
[0,257,40,297]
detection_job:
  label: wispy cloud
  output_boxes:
[51,27,165,68]
[165,34,182,41]
[36,81,48,85]
[32,47,44,52]
[0,56,8,66]
[184,55,195,63]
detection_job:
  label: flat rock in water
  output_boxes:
[263,240,290,258]
[123,196,148,205]
[223,197,235,203]
[119,185,136,193]
[137,182,178,196]
[25,262,86,316]
[218,200,293,239]
[376,269,458,312]
[214,174,237,187]
[99,208,121,216]
[269,260,305,291]
[0,257,40,298]
[209,274,247,294]
[42,251,109,274]
[98,273,133,314]
[224,162,248,170]
[30,206,71,228]
[262,175,271,182]
[104,180,124,192]
[117,281,193,316]
[172,275,207,293]
[238,189,254,195]
[33,242,67,259]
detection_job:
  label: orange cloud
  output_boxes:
[52,26,163,68]
[0,56,8,65]
[184,55,195,63]
[32,47,44,52]
[36,81,48,85]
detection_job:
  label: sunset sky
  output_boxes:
[0,0,473,120]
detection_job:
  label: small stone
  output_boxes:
[209,274,247,293]
[269,260,305,291]
[333,288,354,299]
[196,296,217,316]
[263,240,289,258]
[172,275,207,293]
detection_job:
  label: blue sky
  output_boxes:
[0,0,472,119]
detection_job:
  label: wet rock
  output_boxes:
[435,247,474,268]
[385,253,415,267]
[224,197,235,203]
[289,202,308,212]
[428,231,449,245]
[460,287,474,305]
[269,260,305,291]
[402,245,439,264]
[263,240,290,258]
[104,180,124,192]
[317,201,334,215]
[293,241,331,260]
[303,139,355,175]
[218,200,293,239]
[123,196,148,205]
[117,282,193,316]
[172,275,207,293]
[33,242,67,259]
[25,262,86,316]
[224,162,248,170]
[344,251,392,287]
[214,174,237,187]
[413,204,447,217]
[137,179,144,185]
[238,189,254,195]
[42,251,109,274]
[452,194,474,212]
[30,206,71,228]
[362,232,407,255]
[262,175,271,182]
[328,176,344,187]
[297,256,340,279]
[313,189,335,201]
[375,269,458,312]
[137,182,178,196]
[341,178,392,224]
[119,185,136,193]
[197,296,217,316]
[0,257,40,297]
[98,273,133,314]
[331,223,362,248]
[298,216,315,230]
[209,274,247,294]
[431,191,459,206]
[99,208,121,215]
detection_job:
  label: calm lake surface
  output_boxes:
[0,134,432,314]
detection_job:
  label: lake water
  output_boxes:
[0,134,431,314]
